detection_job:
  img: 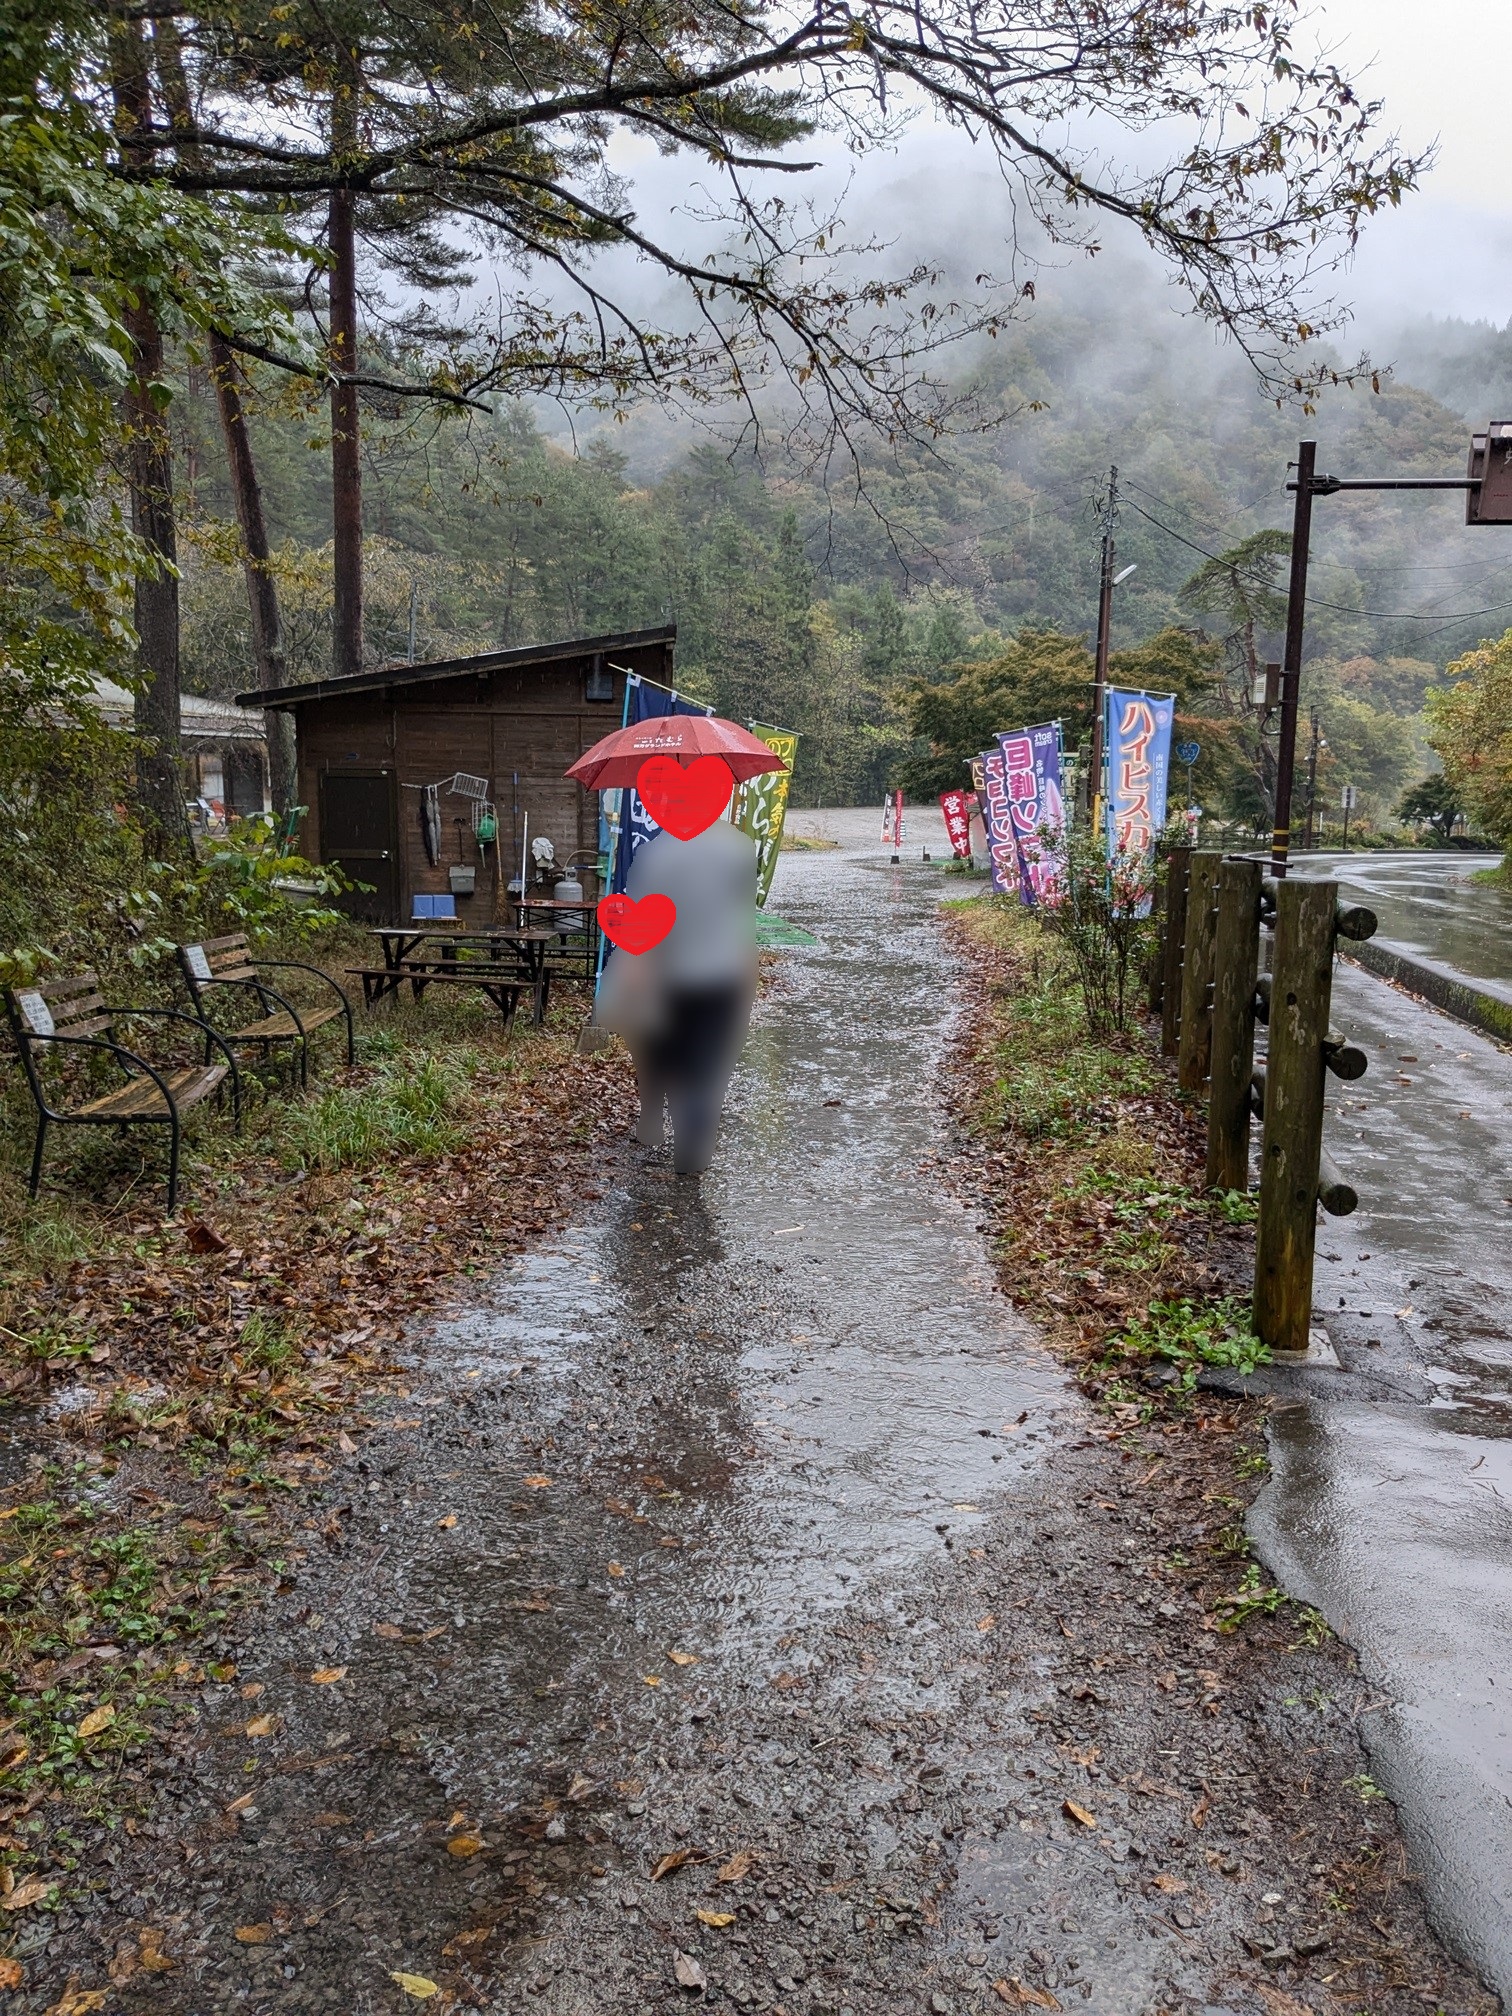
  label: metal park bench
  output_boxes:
[5,974,241,1211]
[178,934,354,1087]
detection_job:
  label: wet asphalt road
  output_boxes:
[1250,946,1512,2004]
[1291,850,1510,989]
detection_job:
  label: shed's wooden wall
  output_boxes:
[293,640,671,921]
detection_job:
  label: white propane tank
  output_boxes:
[553,873,585,933]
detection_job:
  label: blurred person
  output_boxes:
[597,818,758,1175]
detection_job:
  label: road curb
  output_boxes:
[1341,938,1512,1047]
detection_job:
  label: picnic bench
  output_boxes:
[5,974,242,1210]
[347,926,558,1028]
[512,898,600,985]
[178,934,354,1087]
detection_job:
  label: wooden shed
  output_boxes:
[236,625,675,923]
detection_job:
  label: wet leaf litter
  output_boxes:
[3,833,1497,2014]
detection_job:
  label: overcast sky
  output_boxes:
[1302,0,1512,329]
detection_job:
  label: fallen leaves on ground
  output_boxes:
[436,1513,458,1530]
[233,1925,272,1945]
[716,1848,756,1883]
[993,1981,1062,2011]
[44,1987,109,2016]
[445,1835,485,1858]
[183,1220,229,1255]
[2,1877,50,1912]
[673,1951,707,1991]
[244,1713,277,1738]
[694,1908,735,1928]
[74,1704,115,1741]
[1150,1872,1187,1894]
[389,1970,441,1999]
[667,1649,699,1667]
[309,1666,347,1684]
[651,1848,696,1882]
[1062,1798,1096,1829]
[0,1958,21,1990]
[522,1474,552,1488]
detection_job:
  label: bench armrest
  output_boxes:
[101,1007,243,1107]
[252,960,352,1013]
[193,973,308,1038]
[17,1032,177,1120]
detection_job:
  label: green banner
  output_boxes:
[734,722,799,908]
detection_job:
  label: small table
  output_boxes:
[358,925,559,1026]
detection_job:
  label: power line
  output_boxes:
[1119,492,1512,628]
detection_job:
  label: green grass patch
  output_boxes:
[274,1048,474,1172]
[1110,1294,1269,1392]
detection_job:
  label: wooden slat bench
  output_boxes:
[345,964,523,1029]
[179,935,354,1087]
[5,975,242,1210]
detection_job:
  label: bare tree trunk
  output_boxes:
[209,332,298,813]
[111,11,189,855]
[329,75,363,681]
[153,18,298,818]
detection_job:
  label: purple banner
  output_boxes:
[997,722,1065,906]
[977,747,1021,895]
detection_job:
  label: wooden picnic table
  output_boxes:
[511,897,600,982]
[350,924,559,1026]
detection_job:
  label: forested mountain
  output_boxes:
[171,264,1512,820]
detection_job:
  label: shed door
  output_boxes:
[319,769,398,923]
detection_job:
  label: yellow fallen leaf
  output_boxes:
[446,1835,485,1858]
[716,1848,756,1883]
[977,1614,997,1631]
[1062,1798,1096,1829]
[309,1667,347,1684]
[694,1908,735,1928]
[607,1562,625,1578]
[244,1713,277,1738]
[0,1734,30,1769]
[523,1474,552,1488]
[76,1703,115,1741]
[47,1990,109,2015]
[437,1514,458,1530]
[234,1924,272,1944]
[1150,1872,1187,1894]
[643,1674,661,1687]
[667,1650,699,1667]
[389,1971,440,1999]
[137,1928,174,1973]
[1,1876,49,1912]
[0,1957,21,1991]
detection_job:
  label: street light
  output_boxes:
[1090,497,1138,816]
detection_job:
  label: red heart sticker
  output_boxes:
[597,892,676,955]
[636,755,734,840]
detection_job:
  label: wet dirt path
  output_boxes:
[20,830,1495,2016]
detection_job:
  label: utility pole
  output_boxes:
[408,580,418,664]
[1272,440,1315,878]
[1301,708,1321,852]
[1090,465,1118,823]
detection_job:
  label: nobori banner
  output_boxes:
[977,746,1020,895]
[997,722,1066,907]
[1104,689,1175,864]
[938,790,976,859]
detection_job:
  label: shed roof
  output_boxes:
[235,624,677,712]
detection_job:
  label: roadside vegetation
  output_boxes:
[0,972,633,1904]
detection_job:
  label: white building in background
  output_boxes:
[90,680,271,828]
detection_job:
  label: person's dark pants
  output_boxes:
[641,984,750,1174]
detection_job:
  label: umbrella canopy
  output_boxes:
[565,714,788,790]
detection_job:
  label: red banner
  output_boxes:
[938,790,975,859]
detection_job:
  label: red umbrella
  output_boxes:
[565,714,788,789]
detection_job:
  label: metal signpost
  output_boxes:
[1271,422,1512,876]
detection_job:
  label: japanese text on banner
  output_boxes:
[977,747,1021,896]
[938,790,976,859]
[996,722,1065,906]
[733,723,799,908]
[1103,688,1175,867]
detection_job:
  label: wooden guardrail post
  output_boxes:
[1253,876,1338,1354]
[1160,845,1191,1057]
[1205,856,1263,1191]
[1177,850,1223,1092]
